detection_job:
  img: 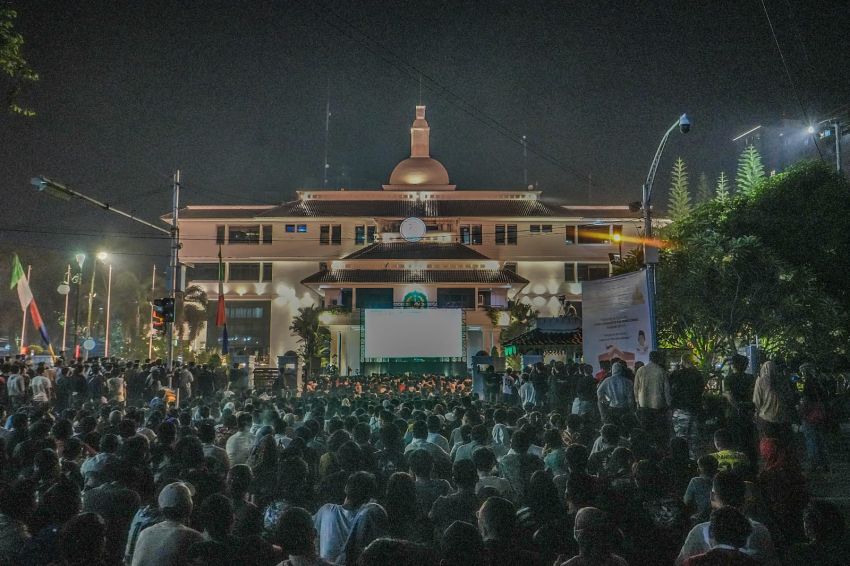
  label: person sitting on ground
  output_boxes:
[478,496,544,566]
[440,520,484,566]
[675,470,775,565]
[131,481,204,566]
[472,446,513,500]
[684,455,719,524]
[453,424,488,463]
[274,506,333,566]
[786,499,849,566]
[555,506,627,566]
[682,506,757,566]
[429,459,479,539]
[313,471,379,564]
[587,424,621,475]
[709,429,750,475]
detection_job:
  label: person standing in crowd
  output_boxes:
[797,364,830,472]
[596,362,634,428]
[225,412,254,466]
[753,360,797,449]
[633,350,672,447]
[723,355,757,463]
[669,356,705,459]
[501,369,517,405]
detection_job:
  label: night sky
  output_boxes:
[1,0,846,269]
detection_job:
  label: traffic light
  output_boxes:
[152,299,166,334]
[161,297,175,323]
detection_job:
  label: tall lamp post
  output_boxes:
[57,265,71,357]
[104,261,113,358]
[84,251,109,359]
[642,113,691,350]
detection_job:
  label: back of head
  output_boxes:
[158,481,194,519]
[697,454,719,477]
[412,420,428,440]
[452,459,478,489]
[600,424,620,445]
[276,506,315,555]
[712,470,745,508]
[198,493,234,538]
[472,446,496,473]
[708,506,751,549]
[470,424,488,444]
[227,464,253,495]
[408,449,434,478]
[565,444,589,473]
[649,350,663,365]
[478,496,515,541]
[713,428,734,450]
[441,520,484,566]
[59,512,106,566]
[345,471,377,505]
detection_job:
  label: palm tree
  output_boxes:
[289,305,329,377]
[180,284,208,348]
[111,271,159,355]
[501,299,537,342]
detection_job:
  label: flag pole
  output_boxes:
[61,264,71,356]
[104,263,113,358]
[148,264,156,359]
[19,265,31,354]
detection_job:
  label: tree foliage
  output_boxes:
[714,172,731,205]
[668,157,692,222]
[735,145,766,197]
[1,7,38,116]
[499,299,537,342]
[658,161,850,370]
[289,305,330,376]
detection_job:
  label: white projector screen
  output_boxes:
[364,308,463,359]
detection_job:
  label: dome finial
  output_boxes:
[411,106,429,158]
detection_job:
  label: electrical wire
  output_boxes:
[758,0,823,159]
[303,1,594,186]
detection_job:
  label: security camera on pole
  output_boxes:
[641,114,690,349]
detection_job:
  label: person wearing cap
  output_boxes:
[555,506,627,565]
[131,482,203,566]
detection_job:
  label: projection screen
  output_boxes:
[364,308,463,359]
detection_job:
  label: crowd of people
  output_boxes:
[0,350,846,565]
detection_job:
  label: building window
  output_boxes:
[262,263,272,282]
[577,224,611,244]
[229,225,261,244]
[331,224,342,245]
[460,225,471,245]
[355,225,366,245]
[190,263,220,281]
[471,225,482,245]
[565,263,576,282]
[367,225,376,243]
[297,224,307,233]
[228,263,261,281]
[565,226,576,244]
[495,225,506,245]
[285,224,296,233]
[577,263,610,281]
[261,225,272,245]
[216,225,226,245]
[507,224,518,245]
[542,224,552,233]
[320,225,330,245]
[530,224,541,233]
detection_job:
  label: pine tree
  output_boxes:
[715,171,731,205]
[696,172,712,203]
[668,157,691,221]
[736,144,766,196]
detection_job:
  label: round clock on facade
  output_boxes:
[399,216,427,242]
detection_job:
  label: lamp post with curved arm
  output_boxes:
[642,114,690,350]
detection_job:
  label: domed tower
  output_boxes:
[384,106,455,190]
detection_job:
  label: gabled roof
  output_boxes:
[342,242,490,261]
[301,269,528,285]
[256,198,564,218]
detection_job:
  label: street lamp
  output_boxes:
[642,113,691,350]
[73,254,86,359]
[612,232,623,260]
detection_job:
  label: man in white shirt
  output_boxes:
[30,369,52,404]
[131,482,203,566]
[425,415,449,452]
[225,412,255,466]
[6,364,26,409]
[675,470,775,565]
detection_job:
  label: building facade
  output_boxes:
[173,106,642,372]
